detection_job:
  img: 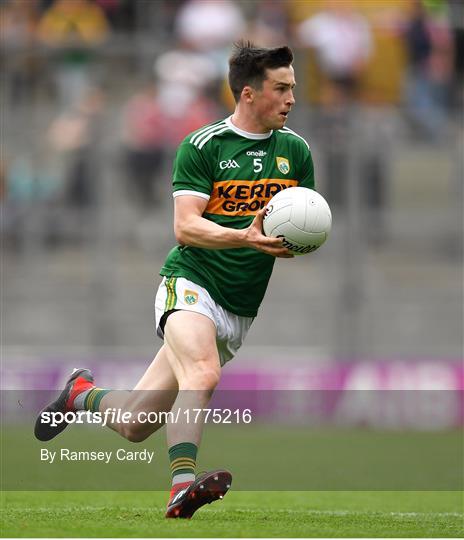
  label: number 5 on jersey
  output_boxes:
[253,158,263,173]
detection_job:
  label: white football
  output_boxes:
[263,187,332,255]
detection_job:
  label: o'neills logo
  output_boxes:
[277,235,318,253]
[205,179,298,216]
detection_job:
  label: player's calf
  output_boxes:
[118,418,158,443]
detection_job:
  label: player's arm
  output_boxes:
[174,195,293,258]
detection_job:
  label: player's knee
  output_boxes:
[199,367,221,390]
[182,364,221,391]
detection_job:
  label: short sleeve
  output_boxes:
[172,141,213,197]
[298,148,315,190]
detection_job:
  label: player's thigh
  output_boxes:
[164,310,220,382]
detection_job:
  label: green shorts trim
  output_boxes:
[164,277,178,312]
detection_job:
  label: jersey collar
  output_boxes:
[225,116,273,140]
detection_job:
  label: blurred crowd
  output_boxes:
[1,0,463,248]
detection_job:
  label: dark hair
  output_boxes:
[228,40,294,102]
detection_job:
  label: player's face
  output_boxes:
[252,66,296,131]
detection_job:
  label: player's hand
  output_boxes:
[244,208,294,258]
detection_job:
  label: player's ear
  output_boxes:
[241,86,254,103]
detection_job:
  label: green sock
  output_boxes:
[169,442,197,485]
[83,388,111,412]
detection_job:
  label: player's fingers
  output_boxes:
[261,235,284,247]
[252,208,266,228]
[260,244,293,257]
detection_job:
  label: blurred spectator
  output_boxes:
[0,159,5,202]
[0,0,38,48]
[93,0,119,27]
[152,34,222,138]
[0,0,41,105]
[121,83,166,209]
[449,0,464,114]
[37,0,109,109]
[154,47,218,93]
[5,155,59,205]
[448,0,464,112]
[121,80,218,210]
[294,0,397,245]
[94,0,136,33]
[2,152,62,250]
[296,0,373,105]
[174,0,245,78]
[152,87,218,149]
[48,87,105,209]
[403,0,453,141]
[247,0,290,47]
[161,0,246,112]
[295,1,374,215]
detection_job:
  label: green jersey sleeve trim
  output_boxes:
[194,124,230,150]
[189,119,227,145]
[278,126,311,150]
[173,190,210,201]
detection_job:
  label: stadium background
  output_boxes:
[2,0,462,392]
[1,0,463,536]
[1,0,463,471]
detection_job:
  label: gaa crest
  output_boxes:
[276,156,290,175]
[184,290,198,305]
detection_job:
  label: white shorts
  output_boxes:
[154,277,254,366]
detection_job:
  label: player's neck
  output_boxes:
[230,108,272,135]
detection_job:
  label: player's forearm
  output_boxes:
[175,215,247,249]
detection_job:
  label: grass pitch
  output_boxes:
[2,421,462,536]
[1,490,463,537]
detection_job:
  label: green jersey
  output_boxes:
[160,116,315,317]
